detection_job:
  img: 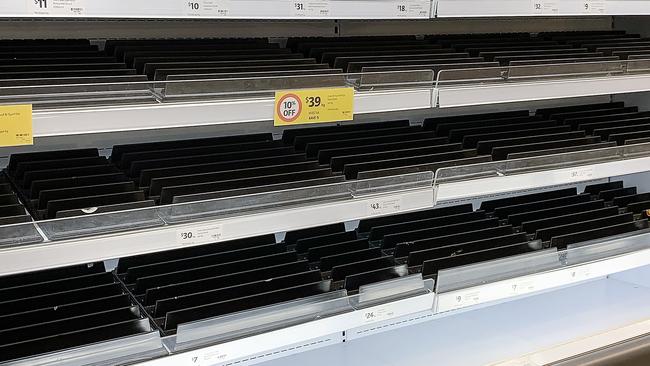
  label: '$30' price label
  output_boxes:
[176,225,223,246]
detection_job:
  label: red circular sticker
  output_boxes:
[277,93,302,123]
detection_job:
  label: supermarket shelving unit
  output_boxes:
[2,2,650,366]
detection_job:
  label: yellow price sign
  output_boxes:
[274,87,354,126]
[0,104,33,147]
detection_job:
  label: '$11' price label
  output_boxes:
[29,0,85,15]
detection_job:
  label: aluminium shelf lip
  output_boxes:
[434,151,650,204]
[2,0,650,18]
[0,186,434,277]
[435,0,650,17]
[436,73,650,108]
[138,289,436,366]
[435,231,650,314]
[0,0,432,19]
[31,87,434,137]
[27,73,650,137]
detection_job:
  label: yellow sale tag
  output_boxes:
[274,87,354,126]
[0,105,33,147]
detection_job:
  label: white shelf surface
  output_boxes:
[32,88,434,137]
[1,0,431,19]
[124,247,650,366]
[436,74,650,109]
[3,0,649,18]
[435,156,650,204]
[31,74,650,137]
[254,273,650,366]
[436,246,650,313]
[435,0,650,17]
[139,290,436,366]
[0,187,434,276]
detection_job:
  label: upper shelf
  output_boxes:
[2,0,650,19]
[0,0,432,19]
[17,59,650,137]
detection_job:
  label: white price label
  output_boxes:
[441,290,482,311]
[358,293,433,325]
[531,0,558,14]
[509,280,536,295]
[568,265,592,281]
[367,198,403,216]
[568,166,594,181]
[291,1,330,17]
[176,224,224,246]
[28,0,85,16]
[394,1,429,17]
[582,0,606,13]
[361,305,397,323]
[185,0,231,17]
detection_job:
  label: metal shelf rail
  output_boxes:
[15,60,650,137]
[126,231,650,366]
[1,0,432,19]
[3,0,650,18]
[436,0,650,17]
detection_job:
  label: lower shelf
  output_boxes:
[134,235,650,366]
[253,268,650,366]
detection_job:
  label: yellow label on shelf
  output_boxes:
[274,87,354,126]
[0,105,33,147]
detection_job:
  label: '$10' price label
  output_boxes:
[185,0,231,17]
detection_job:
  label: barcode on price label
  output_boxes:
[176,224,224,246]
[291,1,330,17]
[28,0,85,15]
[367,198,403,216]
[184,0,231,17]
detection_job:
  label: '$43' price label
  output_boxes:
[274,87,354,126]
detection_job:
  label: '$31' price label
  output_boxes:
[290,0,331,16]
